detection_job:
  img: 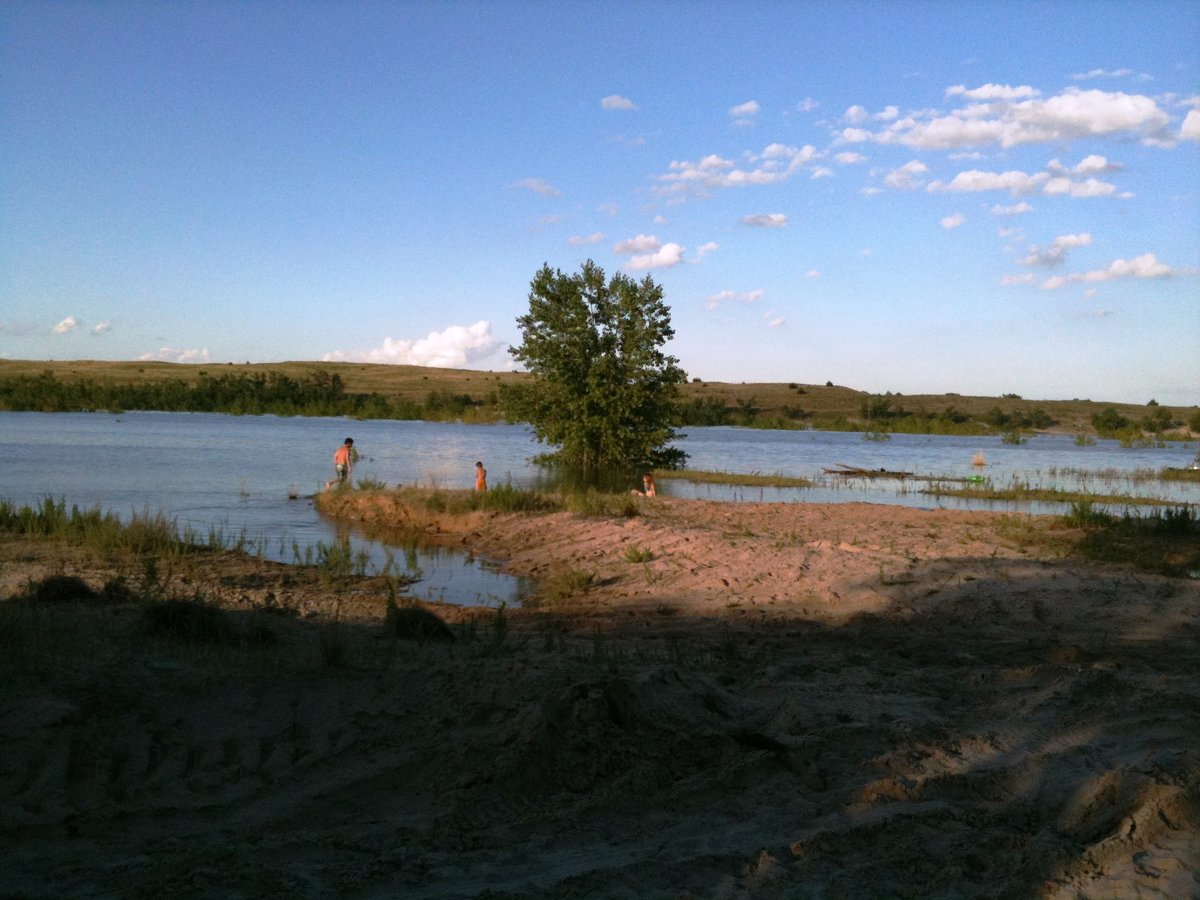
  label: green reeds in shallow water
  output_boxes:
[0,497,208,555]
[922,480,1186,508]
[653,469,814,489]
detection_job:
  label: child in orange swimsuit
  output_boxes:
[474,460,487,491]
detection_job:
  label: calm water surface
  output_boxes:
[2,411,1195,605]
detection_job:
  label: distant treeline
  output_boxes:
[0,370,494,421]
[677,393,1046,435]
[3,369,1196,437]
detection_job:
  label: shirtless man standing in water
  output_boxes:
[326,438,354,490]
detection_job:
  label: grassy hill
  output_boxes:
[0,358,1196,437]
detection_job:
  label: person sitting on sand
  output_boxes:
[474,460,487,492]
[632,473,655,497]
[325,438,355,490]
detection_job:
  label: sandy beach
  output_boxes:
[2,492,1198,898]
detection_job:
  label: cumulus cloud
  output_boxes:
[941,212,965,229]
[568,232,605,246]
[1040,253,1177,289]
[613,233,662,254]
[834,151,867,165]
[729,100,760,123]
[612,233,685,269]
[765,314,786,329]
[694,242,719,259]
[140,346,210,363]
[52,316,79,335]
[514,178,562,197]
[796,97,818,112]
[656,144,818,198]
[805,269,821,278]
[884,159,929,189]
[741,213,788,228]
[601,94,637,110]
[1181,109,1200,141]
[810,166,833,179]
[860,85,1172,149]
[322,321,498,367]
[1049,154,1121,175]
[1020,232,1092,267]
[1042,176,1117,197]
[91,321,112,335]
[992,201,1034,215]
[929,169,1047,194]
[629,243,685,270]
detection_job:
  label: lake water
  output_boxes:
[1,411,1196,606]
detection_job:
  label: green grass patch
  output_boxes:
[538,569,596,604]
[654,469,813,489]
[1161,467,1200,483]
[624,545,655,563]
[923,481,1185,508]
[1069,507,1198,577]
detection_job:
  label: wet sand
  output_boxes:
[2,493,1198,898]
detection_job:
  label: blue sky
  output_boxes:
[2,0,1198,405]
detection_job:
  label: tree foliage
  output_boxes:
[501,261,687,476]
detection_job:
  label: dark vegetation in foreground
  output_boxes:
[2,359,1197,438]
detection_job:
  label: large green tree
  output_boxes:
[502,260,687,476]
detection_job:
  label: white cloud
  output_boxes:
[941,212,965,229]
[805,269,821,278]
[90,321,112,335]
[869,86,1172,149]
[810,166,833,179]
[991,201,1034,216]
[1042,176,1117,197]
[1181,109,1200,141]
[929,169,1048,195]
[1051,154,1120,175]
[613,233,662,254]
[845,104,869,124]
[629,243,685,270]
[705,289,761,309]
[601,94,637,110]
[1020,232,1092,267]
[796,97,818,112]
[834,151,867,164]
[741,213,788,228]
[140,346,210,363]
[1040,252,1177,289]
[1070,68,1150,82]
[694,242,719,260]
[1000,273,1036,285]
[52,316,79,335]
[322,321,497,367]
[766,314,786,329]
[514,178,562,197]
[884,159,929,189]
[946,83,1040,101]
[656,144,817,197]
[729,100,760,119]
[568,232,605,246]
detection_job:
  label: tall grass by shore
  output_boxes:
[0,497,210,555]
